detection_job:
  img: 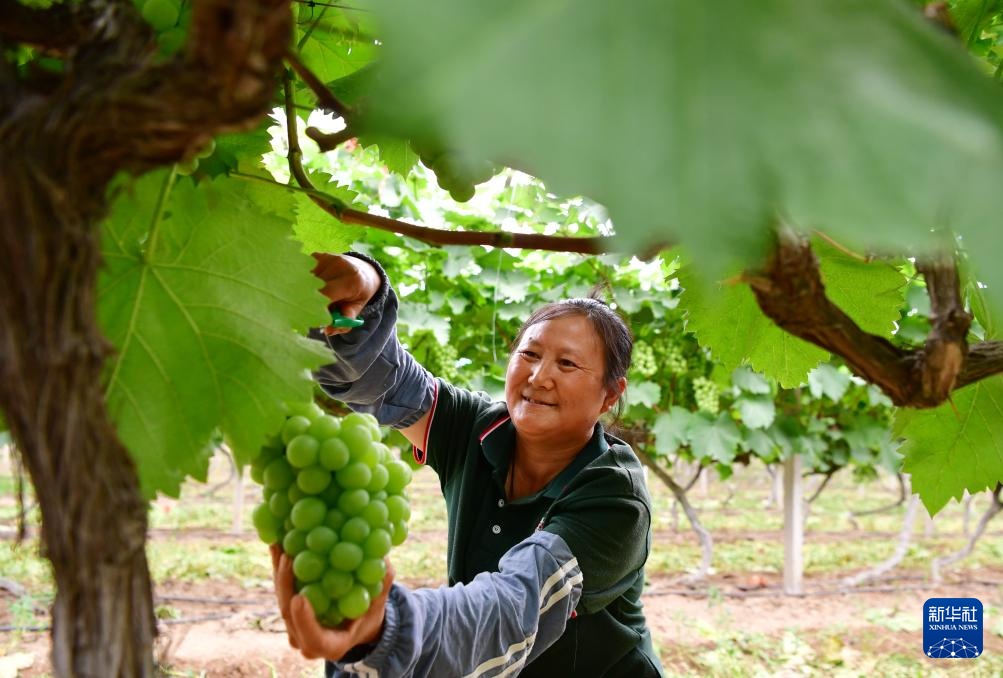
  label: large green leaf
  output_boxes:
[815,239,906,338]
[680,265,828,387]
[370,0,1003,307]
[688,412,742,463]
[807,364,851,401]
[652,406,692,456]
[895,377,1003,514]
[99,172,330,497]
[292,190,363,255]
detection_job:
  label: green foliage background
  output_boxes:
[9,0,998,512]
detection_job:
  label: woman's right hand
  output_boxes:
[312,253,382,335]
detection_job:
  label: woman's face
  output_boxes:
[505,314,624,444]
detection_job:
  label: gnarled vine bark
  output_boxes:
[0,0,292,674]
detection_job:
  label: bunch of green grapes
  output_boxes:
[425,341,459,382]
[409,137,495,203]
[691,376,720,416]
[631,341,656,378]
[653,338,688,375]
[250,404,413,626]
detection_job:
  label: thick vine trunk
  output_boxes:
[0,154,156,675]
[0,1,294,674]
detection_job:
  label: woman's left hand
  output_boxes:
[271,544,394,661]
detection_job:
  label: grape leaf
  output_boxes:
[292,190,363,255]
[742,428,777,460]
[369,0,1003,307]
[299,29,377,85]
[732,366,771,394]
[895,377,1003,514]
[807,364,851,401]
[736,394,776,429]
[652,406,692,456]
[358,133,419,178]
[624,380,661,409]
[99,172,331,497]
[815,239,905,337]
[688,412,741,463]
[680,266,828,387]
[948,0,1003,46]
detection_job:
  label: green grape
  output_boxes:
[297,465,333,494]
[337,585,372,620]
[385,461,412,495]
[249,465,265,485]
[336,462,372,490]
[263,457,295,491]
[356,558,387,586]
[287,484,306,504]
[353,444,380,469]
[158,26,186,56]
[324,508,348,532]
[175,157,198,176]
[286,435,320,468]
[366,581,384,600]
[372,443,391,463]
[631,341,656,378]
[340,424,373,451]
[268,492,292,519]
[692,376,720,415]
[141,0,179,31]
[320,609,346,628]
[299,582,331,615]
[308,415,341,440]
[360,500,389,529]
[285,401,325,420]
[373,491,389,502]
[340,516,371,544]
[337,488,370,516]
[385,495,410,523]
[319,438,351,471]
[282,416,312,445]
[365,464,389,493]
[319,481,342,506]
[195,138,216,159]
[390,520,409,546]
[282,529,309,557]
[306,526,338,554]
[329,542,364,572]
[449,184,476,203]
[363,529,392,559]
[283,517,294,533]
[343,412,379,434]
[290,497,327,531]
[292,551,326,583]
[321,569,354,599]
[252,503,282,544]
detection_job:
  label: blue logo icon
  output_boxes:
[924,598,983,659]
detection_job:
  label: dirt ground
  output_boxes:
[5,570,1001,677]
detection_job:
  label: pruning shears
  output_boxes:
[329,307,365,330]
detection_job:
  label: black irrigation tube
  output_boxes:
[644,579,1003,599]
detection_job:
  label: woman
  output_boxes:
[272,252,664,677]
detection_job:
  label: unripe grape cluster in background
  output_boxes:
[250,404,413,626]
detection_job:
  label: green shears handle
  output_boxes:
[329,307,365,329]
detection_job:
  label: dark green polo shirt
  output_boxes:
[415,379,664,677]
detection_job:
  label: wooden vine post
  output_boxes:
[782,453,804,595]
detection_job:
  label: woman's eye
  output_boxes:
[521,350,539,359]
[559,359,578,368]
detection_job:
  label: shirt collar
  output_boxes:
[480,418,608,500]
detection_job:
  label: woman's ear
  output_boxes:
[600,376,627,414]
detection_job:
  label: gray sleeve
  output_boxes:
[330,531,583,678]
[311,252,435,429]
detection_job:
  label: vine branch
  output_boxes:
[0,0,87,50]
[745,230,1003,408]
[281,74,615,255]
[284,49,350,117]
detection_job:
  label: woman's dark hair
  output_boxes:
[511,293,634,420]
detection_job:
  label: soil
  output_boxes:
[5,570,1001,677]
